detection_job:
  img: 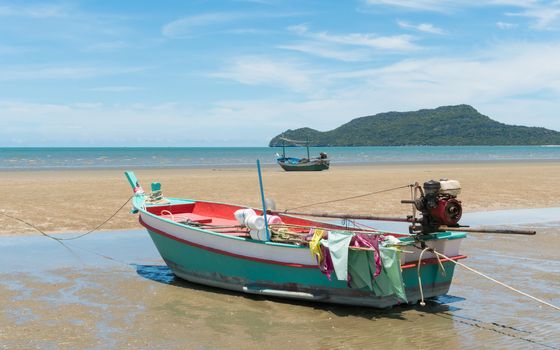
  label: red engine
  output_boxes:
[410,179,463,232]
[428,197,462,226]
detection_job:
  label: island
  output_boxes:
[269,105,560,146]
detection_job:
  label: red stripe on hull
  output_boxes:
[401,255,468,269]
[139,216,318,269]
[140,216,467,271]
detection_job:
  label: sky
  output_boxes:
[1,0,560,146]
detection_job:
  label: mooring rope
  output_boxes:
[428,248,560,312]
[283,184,413,212]
[0,195,133,241]
[416,247,446,306]
[417,248,429,306]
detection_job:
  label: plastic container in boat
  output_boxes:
[234,208,257,225]
[267,215,282,225]
[245,215,265,230]
[245,215,267,241]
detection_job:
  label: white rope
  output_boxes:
[432,249,560,312]
[0,195,133,241]
[417,247,430,306]
[160,210,175,222]
[416,247,446,306]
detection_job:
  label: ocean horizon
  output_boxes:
[1,146,559,170]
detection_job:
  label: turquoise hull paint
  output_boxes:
[277,157,330,171]
[148,230,340,287]
[278,161,330,171]
[146,229,458,308]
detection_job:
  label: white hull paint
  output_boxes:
[140,211,464,266]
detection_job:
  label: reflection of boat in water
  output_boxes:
[276,137,330,171]
[125,171,473,308]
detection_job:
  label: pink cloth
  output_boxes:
[319,245,335,280]
[350,234,382,278]
[266,215,283,225]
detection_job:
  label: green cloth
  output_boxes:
[348,246,407,303]
[348,250,377,289]
[324,231,407,303]
[322,231,352,281]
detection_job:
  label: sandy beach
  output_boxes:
[1,180,559,349]
[2,162,559,349]
[1,161,559,236]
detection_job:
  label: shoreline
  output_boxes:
[1,161,559,236]
[1,157,560,172]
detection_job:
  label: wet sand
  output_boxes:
[1,209,559,349]
[1,162,559,236]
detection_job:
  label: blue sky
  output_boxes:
[1,0,560,146]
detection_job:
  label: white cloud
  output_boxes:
[0,100,282,146]
[212,41,560,134]
[366,0,560,30]
[3,38,560,148]
[507,5,560,29]
[364,0,538,12]
[0,3,69,18]
[0,65,145,81]
[281,24,419,61]
[288,24,418,51]
[162,13,244,37]
[211,56,318,93]
[496,21,518,29]
[397,20,447,34]
[324,42,560,128]
[162,11,303,38]
[364,0,456,12]
[278,43,371,62]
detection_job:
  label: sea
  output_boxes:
[1,145,560,170]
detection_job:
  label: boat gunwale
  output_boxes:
[136,196,371,249]
[135,196,467,250]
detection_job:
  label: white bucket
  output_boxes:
[245,215,267,241]
[245,215,265,230]
[234,209,256,226]
[250,229,267,241]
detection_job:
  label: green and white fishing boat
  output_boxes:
[125,171,468,308]
[276,137,330,171]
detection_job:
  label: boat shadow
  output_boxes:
[134,264,465,320]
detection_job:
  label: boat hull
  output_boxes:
[142,215,462,308]
[278,159,330,171]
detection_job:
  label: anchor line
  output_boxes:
[0,195,133,241]
[426,248,560,312]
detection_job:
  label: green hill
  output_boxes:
[268,105,560,146]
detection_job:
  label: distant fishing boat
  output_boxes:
[124,171,480,308]
[276,137,330,171]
